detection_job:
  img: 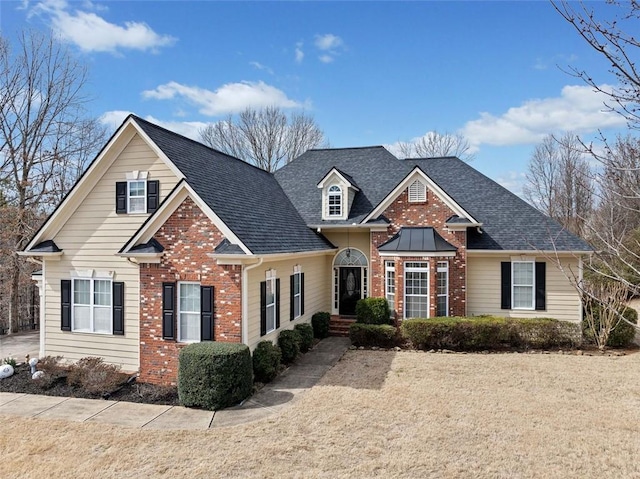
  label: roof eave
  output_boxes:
[378,251,457,257]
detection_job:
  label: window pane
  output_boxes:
[266,279,275,307]
[74,305,91,330]
[294,297,301,318]
[514,286,533,308]
[406,296,429,318]
[180,284,200,312]
[437,295,447,317]
[513,263,533,285]
[94,280,111,306]
[129,197,145,213]
[266,305,276,332]
[94,307,111,333]
[74,280,90,305]
[293,274,300,295]
[129,181,145,196]
[180,313,200,341]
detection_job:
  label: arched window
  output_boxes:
[328,185,342,217]
[333,248,368,267]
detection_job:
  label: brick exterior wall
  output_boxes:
[139,197,242,386]
[370,185,467,321]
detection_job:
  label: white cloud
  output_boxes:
[249,61,274,75]
[315,33,343,51]
[461,84,626,149]
[30,0,176,53]
[100,110,205,141]
[496,171,527,197]
[99,110,132,129]
[319,54,334,64]
[295,42,304,63]
[141,80,302,116]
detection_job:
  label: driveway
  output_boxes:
[0,330,39,361]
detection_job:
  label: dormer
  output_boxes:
[317,167,360,221]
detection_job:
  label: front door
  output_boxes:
[339,267,361,316]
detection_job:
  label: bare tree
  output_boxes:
[0,31,105,333]
[523,133,594,238]
[199,106,325,172]
[396,131,475,162]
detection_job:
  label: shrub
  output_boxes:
[178,342,252,411]
[311,312,331,339]
[2,357,17,368]
[583,304,638,348]
[34,355,69,389]
[278,329,302,364]
[294,323,315,353]
[355,297,392,325]
[252,341,282,383]
[349,323,397,348]
[67,357,128,396]
[401,316,581,351]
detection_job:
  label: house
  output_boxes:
[20,115,592,385]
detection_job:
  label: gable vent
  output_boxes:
[408,179,427,203]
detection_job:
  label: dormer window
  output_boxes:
[328,185,342,217]
[408,179,427,203]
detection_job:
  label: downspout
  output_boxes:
[242,257,263,346]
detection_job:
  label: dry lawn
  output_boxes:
[1,350,640,478]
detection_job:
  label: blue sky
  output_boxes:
[1,1,628,195]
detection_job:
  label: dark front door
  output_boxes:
[339,267,361,316]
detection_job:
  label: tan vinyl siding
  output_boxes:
[322,232,371,262]
[467,255,582,323]
[43,134,180,371]
[247,255,332,349]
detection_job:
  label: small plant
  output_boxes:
[356,298,392,325]
[34,356,69,389]
[311,312,331,339]
[349,323,397,348]
[294,323,314,353]
[67,357,128,396]
[252,341,282,383]
[278,329,302,364]
[2,357,17,368]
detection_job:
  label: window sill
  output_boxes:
[70,330,113,335]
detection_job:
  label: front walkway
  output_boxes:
[0,336,350,429]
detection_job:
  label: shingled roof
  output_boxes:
[133,116,333,255]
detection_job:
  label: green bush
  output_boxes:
[349,323,397,348]
[355,297,392,325]
[278,329,302,364]
[401,316,581,351]
[252,341,282,383]
[294,323,315,353]
[178,342,252,411]
[311,312,331,339]
[583,304,638,348]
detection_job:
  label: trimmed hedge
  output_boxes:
[178,342,252,411]
[349,323,397,348]
[356,297,392,325]
[278,329,302,364]
[311,312,331,339]
[294,323,315,353]
[583,304,638,348]
[401,316,581,351]
[252,341,282,383]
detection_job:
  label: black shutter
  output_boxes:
[147,180,159,214]
[260,281,267,336]
[290,275,295,321]
[116,181,127,214]
[300,273,305,315]
[112,282,125,335]
[61,280,71,331]
[162,282,176,340]
[276,278,281,329]
[501,262,511,310]
[201,285,214,341]
[535,262,546,311]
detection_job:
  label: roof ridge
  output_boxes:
[130,114,274,177]
[308,145,387,152]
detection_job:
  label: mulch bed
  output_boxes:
[0,363,179,406]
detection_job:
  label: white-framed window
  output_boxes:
[292,266,302,319]
[72,277,112,334]
[385,261,395,312]
[328,185,342,217]
[408,179,427,202]
[512,261,535,309]
[178,282,201,342]
[436,261,449,317]
[127,180,146,214]
[404,262,429,319]
[266,270,277,334]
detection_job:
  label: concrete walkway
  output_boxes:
[0,330,40,361]
[0,336,350,430]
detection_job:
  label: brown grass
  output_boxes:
[1,350,640,478]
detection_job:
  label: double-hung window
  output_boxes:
[72,277,112,334]
[385,261,395,312]
[404,262,429,319]
[127,180,146,214]
[328,185,342,217]
[512,261,534,309]
[178,282,201,342]
[291,266,303,320]
[436,261,449,317]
